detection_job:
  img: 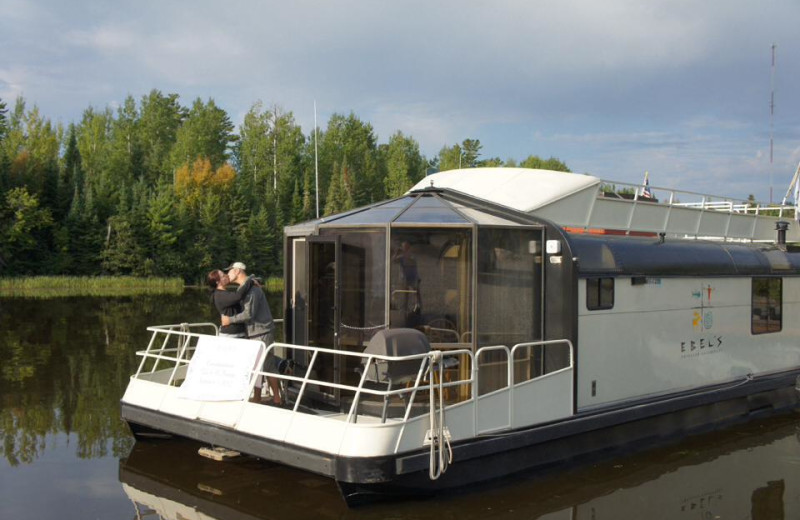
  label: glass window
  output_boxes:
[586,277,614,310]
[476,228,543,394]
[334,229,387,348]
[326,197,414,225]
[394,196,469,224]
[389,228,472,345]
[752,278,781,334]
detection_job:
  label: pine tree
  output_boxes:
[0,97,7,194]
[139,90,186,185]
[0,187,53,274]
[58,125,82,220]
[324,161,354,216]
[461,138,482,168]
[169,98,235,175]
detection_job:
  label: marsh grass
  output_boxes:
[262,277,283,293]
[0,276,185,298]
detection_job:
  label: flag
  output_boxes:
[640,171,653,199]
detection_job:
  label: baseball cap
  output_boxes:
[224,261,247,271]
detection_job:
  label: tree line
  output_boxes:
[0,91,569,282]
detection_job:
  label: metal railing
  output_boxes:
[589,179,799,241]
[134,323,219,382]
[133,326,573,422]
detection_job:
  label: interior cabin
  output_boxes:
[283,187,574,411]
[282,168,800,417]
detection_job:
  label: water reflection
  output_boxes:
[1,292,799,519]
[119,415,800,520]
[0,290,267,466]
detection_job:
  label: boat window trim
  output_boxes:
[586,277,614,310]
[751,277,782,335]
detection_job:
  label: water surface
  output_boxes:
[1,292,799,519]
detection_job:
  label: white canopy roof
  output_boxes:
[409,168,601,213]
[408,168,798,242]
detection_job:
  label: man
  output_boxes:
[220,261,283,405]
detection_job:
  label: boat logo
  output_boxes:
[681,336,723,358]
[692,310,713,330]
[691,284,714,302]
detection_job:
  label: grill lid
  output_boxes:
[362,328,431,384]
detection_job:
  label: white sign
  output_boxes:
[177,336,264,401]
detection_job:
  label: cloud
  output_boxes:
[65,26,138,53]
[2,0,800,202]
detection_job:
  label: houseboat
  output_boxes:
[121,168,800,505]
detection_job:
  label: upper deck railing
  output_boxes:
[542,178,799,242]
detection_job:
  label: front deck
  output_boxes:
[121,323,574,481]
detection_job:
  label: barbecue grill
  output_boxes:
[360,328,431,421]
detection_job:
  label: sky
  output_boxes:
[2,0,799,202]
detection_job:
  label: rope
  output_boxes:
[428,351,453,480]
[339,323,388,332]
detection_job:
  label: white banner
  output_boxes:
[177,336,264,401]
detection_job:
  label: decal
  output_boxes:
[691,283,714,331]
[703,311,713,329]
[680,490,723,515]
[680,336,723,358]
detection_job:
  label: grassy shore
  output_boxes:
[0,275,284,298]
[261,277,283,293]
[0,276,185,297]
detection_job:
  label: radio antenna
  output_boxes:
[769,43,776,204]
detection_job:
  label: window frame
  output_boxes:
[586,277,615,311]
[751,277,782,335]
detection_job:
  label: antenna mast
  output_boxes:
[769,43,776,204]
[314,100,320,219]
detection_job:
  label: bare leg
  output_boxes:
[268,377,281,405]
[250,383,262,403]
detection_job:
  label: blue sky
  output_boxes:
[2,0,799,202]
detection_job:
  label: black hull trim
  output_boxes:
[122,370,800,506]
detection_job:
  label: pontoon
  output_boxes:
[121,168,800,504]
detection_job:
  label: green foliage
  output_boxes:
[3,92,570,281]
[461,138,482,167]
[0,187,53,274]
[169,97,235,174]
[0,97,7,140]
[0,276,183,297]
[438,143,463,171]
[324,159,355,215]
[139,90,185,184]
[519,154,571,172]
[318,113,380,209]
[383,131,426,197]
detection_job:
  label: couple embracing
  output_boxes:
[207,261,288,405]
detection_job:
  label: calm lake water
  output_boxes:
[1,291,799,519]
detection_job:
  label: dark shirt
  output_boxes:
[210,277,254,335]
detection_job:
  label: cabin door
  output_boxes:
[290,238,307,347]
[307,236,342,401]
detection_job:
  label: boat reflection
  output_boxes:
[120,413,800,519]
[120,439,347,520]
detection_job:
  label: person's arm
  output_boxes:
[213,277,254,311]
[228,289,255,324]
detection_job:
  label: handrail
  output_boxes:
[133,330,576,463]
[133,333,575,410]
[593,178,798,240]
[130,328,579,481]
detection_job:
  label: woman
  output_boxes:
[207,269,254,337]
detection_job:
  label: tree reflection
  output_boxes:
[0,290,219,465]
